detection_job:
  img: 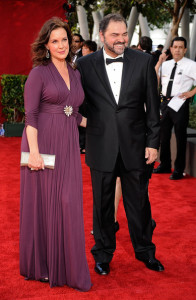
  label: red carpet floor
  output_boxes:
[0,137,196,300]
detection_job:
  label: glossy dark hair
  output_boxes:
[83,40,97,52]
[32,17,72,67]
[73,33,84,42]
[99,13,127,34]
[171,36,187,48]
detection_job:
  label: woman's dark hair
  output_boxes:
[99,13,127,35]
[32,17,72,67]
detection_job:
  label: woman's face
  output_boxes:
[46,27,69,62]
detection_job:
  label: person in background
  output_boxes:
[82,40,97,56]
[77,13,164,276]
[137,36,152,55]
[153,37,196,180]
[20,17,91,291]
[70,33,84,64]
[0,123,5,136]
[130,45,137,50]
[152,44,163,65]
[79,40,98,154]
[138,36,160,67]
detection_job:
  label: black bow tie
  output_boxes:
[106,57,124,65]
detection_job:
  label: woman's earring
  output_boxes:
[46,49,50,59]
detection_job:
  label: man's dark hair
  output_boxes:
[138,36,152,53]
[157,44,163,50]
[73,33,84,42]
[171,36,187,48]
[83,40,97,52]
[99,13,127,34]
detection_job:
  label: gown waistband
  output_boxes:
[39,103,78,117]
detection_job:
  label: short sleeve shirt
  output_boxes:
[161,57,196,97]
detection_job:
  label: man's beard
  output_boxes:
[104,38,127,55]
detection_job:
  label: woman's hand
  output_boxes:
[26,125,44,170]
[80,117,87,128]
[28,152,44,171]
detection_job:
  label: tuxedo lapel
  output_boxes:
[92,49,117,108]
[119,49,137,104]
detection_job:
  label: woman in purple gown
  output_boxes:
[20,17,91,291]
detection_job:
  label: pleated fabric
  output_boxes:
[20,62,91,291]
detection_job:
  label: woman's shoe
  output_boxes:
[39,277,49,283]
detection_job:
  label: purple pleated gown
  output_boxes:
[20,62,91,291]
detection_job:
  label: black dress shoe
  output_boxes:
[39,277,49,283]
[153,165,171,174]
[137,257,164,272]
[95,262,110,275]
[115,221,120,233]
[169,172,184,180]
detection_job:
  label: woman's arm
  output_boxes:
[26,125,44,170]
[24,68,44,170]
[155,52,168,87]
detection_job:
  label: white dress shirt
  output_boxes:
[103,49,124,104]
[160,57,196,97]
[72,48,82,64]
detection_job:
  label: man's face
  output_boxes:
[100,21,128,57]
[71,35,83,54]
[170,41,187,62]
[82,46,93,56]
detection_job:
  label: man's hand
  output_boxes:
[180,91,194,100]
[145,147,158,164]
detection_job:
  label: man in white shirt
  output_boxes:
[153,37,196,179]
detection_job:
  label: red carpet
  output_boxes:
[0,137,196,300]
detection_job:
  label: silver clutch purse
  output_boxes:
[20,152,56,169]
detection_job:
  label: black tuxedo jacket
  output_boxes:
[77,48,160,172]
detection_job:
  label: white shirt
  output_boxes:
[103,49,124,104]
[160,57,196,97]
[72,48,82,64]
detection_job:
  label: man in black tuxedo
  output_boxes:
[77,13,164,275]
[70,33,83,64]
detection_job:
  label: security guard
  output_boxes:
[154,37,196,179]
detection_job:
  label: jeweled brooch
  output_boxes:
[64,105,73,117]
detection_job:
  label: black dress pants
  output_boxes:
[90,153,155,264]
[160,100,189,173]
[79,126,86,150]
[78,101,86,150]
